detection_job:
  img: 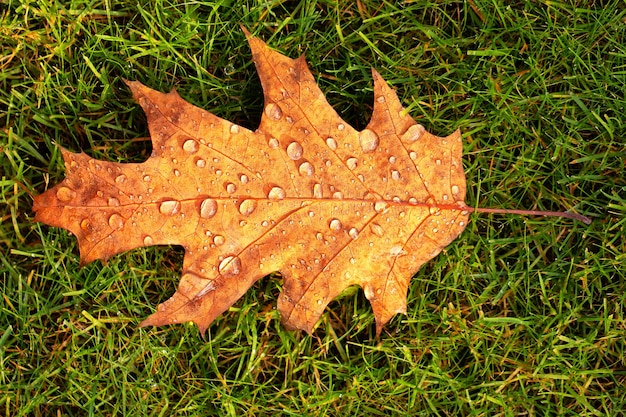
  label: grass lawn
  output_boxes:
[2,0,625,415]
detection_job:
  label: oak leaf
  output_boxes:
[33,30,472,335]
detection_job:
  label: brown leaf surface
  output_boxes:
[33,30,469,335]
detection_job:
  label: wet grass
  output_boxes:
[2,0,625,415]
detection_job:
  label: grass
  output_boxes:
[1,0,625,415]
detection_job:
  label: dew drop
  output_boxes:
[404,124,425,142]
[349,228,359,240]
[196,158,206,168]
[230,124,240,134]
[329,218,342,231]
[200,198,218,218]
[346,157,358,170]
[374,201,388,212]
[225,182,237,194]
[409,151,417,160]
[359,129,379,153]
[337,123,345,131]
[115,175,127,184]
[376,95,386,103]
[239,174,249,184]
[56,186,76,202]
[264,102,282,120]
[183,139,199,153]
[350,257,356,264]
[286,141,303,160]
[326,137,338,150]
[285,116,294,124]
[391,170,400,180]
[268,186,286,199]
[317,299,323,305]
[429,206,441,215]
[333,192,343,199]
[313,183,323,198]
[218,255,242,276]
[143,235,154,245]
[459,221,465,227]
[268,137,279,149]
[143,175,151,182]
[159,200,181,215]
[298,161,314,177]
[108,197,120,207]
[370,223,384,237]
[213,235,225,246]
[238,199,257,216]
[108,213,124,229]
[80,219,90,231]
[451,185,460,195]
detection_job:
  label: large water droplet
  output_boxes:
[196,158,206,168]
[238,199,257,216]
[286,141,303,160]
[56,186,76,202]
[329,218,342,231]
[239,174,249,184]
[219,255,242,276]
[404,124,425,142]
[391,170,401,180]
[374,201,388,212]
[349,227,359,240]
[265,102,282,120]
[115,175,127,184]
[268,186,286,199]
[451,185,460,195]
[183,139,199,153]
[326,137,338,150]
[159,200,181,215]
[225,182,237,194]
[346,157,358,170]
[143,235,154,245]
[298,161,314,177]
[108,213,124,229]
[230,124,240,134]
[213,235,225,246]
[359,129,379,153]
[200,198,217,218]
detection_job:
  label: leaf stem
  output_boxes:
[469,206,591,225]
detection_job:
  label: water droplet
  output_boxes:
[409,151,417,160]
[370,223,384,237]
[285,116,294,124]
[388,156,396,164]
[230,124,240,134]
[332,192,343,199]
[268,137,279,149]
[268,186,286,199]
[80,219,90,231]
[326,137,338,150]
[317,299,323,305]
[298,161,314,177]
[108,197,120,207]
[459,221,465,227]
[264,102,282,120]
[376,95,386,103]
[199,199,218,218]
[286,141,303,160]
[391,170,400,180]
[350,257,356,264]
[56,186,76,202]
[225,182,236,194]
[349,228,359,239]
[329,218,342,231]
[183,139,199,153]
[359,129,379,153]
[435,159,442,165]
[218,255,242,276]
[108,213,124,229]
[115,175,126,184]
[374,201,388,212]
[238,199,257,216]
[159,200,181,215]
[213,235,226,246]
[143,235,154,245]
[429,206,440,215]
[337,123,345,131]
[239,174,249,184]
[196,158,206,168]
[442,194,449,201]
[143,175,151,182]
[313,183,323,198]
[451,185,460,195]
[346,157,358,170]
[404,124,425,142]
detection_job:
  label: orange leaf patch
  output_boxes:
[33,30,470,335]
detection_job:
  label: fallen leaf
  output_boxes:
[34,30,490,335]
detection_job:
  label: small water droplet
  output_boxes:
[108,213,124,229]
[451,185,460,195]
[183,139,199,153]
[264,102,282,120]
[225,183,237,194]
[239,174,249,184]
[429,206,440,215]
[174,169,181,177]
[143,235,154,245]
[376,95,386,103]
[268,186,286,199]
[298,161,314,177]
[213,235,225,246]
[435,159,442,165]
[374,201,388,212]
[359,129,379,153]
[337,123,345,131]
[409,151,417,160]
[285,116,294,124]
[313,183,323,198]
[200,198,217,218]
[196,158,206,168]
[80,218,90,231]
[391,170,400,180]
[159,200,181,215]
[326,137,338,150]
[329,218,342,231]
[143,175,151,182]
[56,186,76,202]
[317,299,323,305]
[404,124,425,142]
[346,157,358,170]
[108,197,120,207]
[350,257,356,264]
[286,141,303,160]
[388,156,396,164]
[218,255,242,276]
[349,228,359,239]
[238,199,257,216]
[459,221,465,227]
[370,223,384,237]
[115,175,127,184]
[230,124,240,134]
[333,192,343,199]
[268,137,279,149]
